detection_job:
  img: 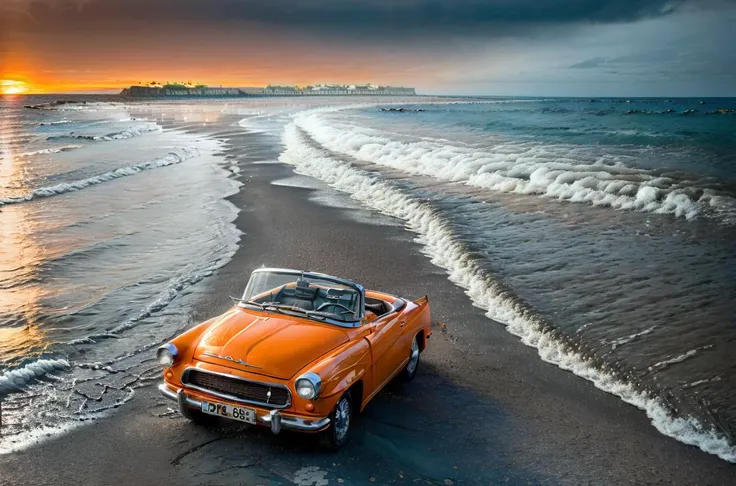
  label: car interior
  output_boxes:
[260,280,406,321]
[270,282,360,317]
[365,296,407,319]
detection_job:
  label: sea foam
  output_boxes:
[294,112,736,223]
[280,120,736,463]
[47,122,161,142]
[0,359,70,397]
[17,145,82,158]
[0,147,200,206]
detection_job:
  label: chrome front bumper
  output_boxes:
[158,383,330,434]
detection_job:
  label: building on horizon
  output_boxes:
[121,83,416,97]
[261,84,416,96]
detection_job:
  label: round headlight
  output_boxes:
[296,379,316,399]
[156,343,178,367]
[295,372,322,400]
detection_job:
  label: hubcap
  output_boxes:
[334,397,351,440]
[407,338,420,374]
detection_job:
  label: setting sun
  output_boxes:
[0,80,29,95]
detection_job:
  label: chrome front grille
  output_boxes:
[183,369,290,408]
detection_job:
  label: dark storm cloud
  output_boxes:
[3,0,729,38]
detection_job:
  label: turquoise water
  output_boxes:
[1,95,734,462]
[288,98,736,460]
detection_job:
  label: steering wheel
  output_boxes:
[317,302,355,315]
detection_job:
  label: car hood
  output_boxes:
[193,307,349,380]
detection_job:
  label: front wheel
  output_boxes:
[320,390,352,451]
[177,390,212,424]
[399,334,421,383]
[180,405,212,425]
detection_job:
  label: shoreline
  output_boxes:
[1,113,734,485]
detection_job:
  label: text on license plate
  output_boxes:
[201,401,257,424]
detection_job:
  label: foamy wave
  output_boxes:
[683,376,722,389]
[0,359,71,396]
[280,122,736,463]
[238,113,272,134]
[294,112,736,223]
[650,345,713,371]
[608,325,657,349]
[17,145,82,158]
[0,147,200,205]
[0,359,141,455]
[25,101,123,112]
[40,120,74,126]
[48,122,161,142]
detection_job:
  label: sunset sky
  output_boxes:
[1,0,734,96]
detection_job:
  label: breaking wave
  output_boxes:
[24,101,123,112]
[17,145,82,158]
[0,147,200,205]
[279,120,736,463]
[40,120,74,126]
[0,359,71,397]
[47,122,161,142]
[294,112,736,223]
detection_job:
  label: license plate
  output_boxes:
[201,401,257,424]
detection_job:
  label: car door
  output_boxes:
[366,312,407,390]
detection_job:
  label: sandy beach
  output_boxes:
[1,113,734,485]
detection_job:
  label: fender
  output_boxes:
[303,337,372,402]
[412,296,432,348]
[167,316,219,383]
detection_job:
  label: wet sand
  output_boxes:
[1,120,735,485]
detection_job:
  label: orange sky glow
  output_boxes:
[0,25,440,94]
[2,0,733,97]
[1,55,432,94]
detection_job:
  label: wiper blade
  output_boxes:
[306,311,337,320]
[238,302,343,321]
[266,304,308,314]
[244,300,266,309]
[237,302,307,315]
[230,296,253,305]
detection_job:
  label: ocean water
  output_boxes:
[0,96,242,451]
[278,98,736,462]
[1,95,735,464]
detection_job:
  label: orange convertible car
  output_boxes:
[157,268,431,449]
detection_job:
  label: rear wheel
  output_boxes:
[320,390,352,451]
[399,334,421,383]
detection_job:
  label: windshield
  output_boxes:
[241,270,363,324]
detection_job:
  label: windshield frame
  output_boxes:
[239,268,366,327]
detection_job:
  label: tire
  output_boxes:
[180,405,212,425]
[320,390,352,451]
[399,334,421,383]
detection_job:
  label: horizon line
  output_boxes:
[3,92,735,99]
